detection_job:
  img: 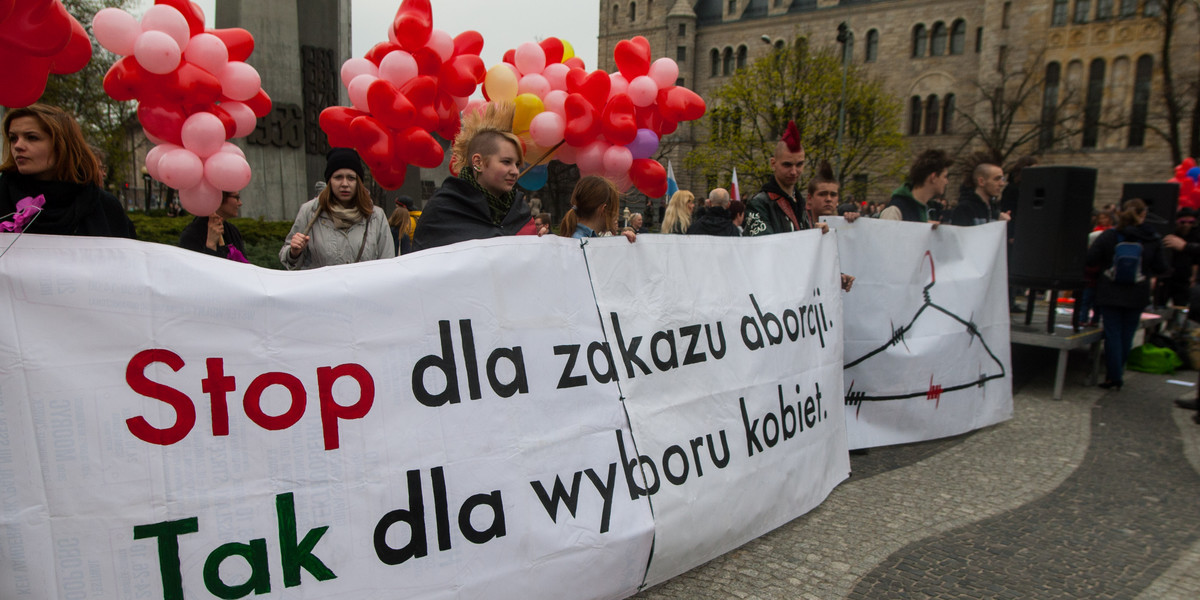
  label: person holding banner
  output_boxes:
[412,103,533,251]
[557,175,636,242]
[1,104,135,238]
[744,120,826,236]
[280,148,394,270]
[879,149,952,224]
[1087,198,1168,390]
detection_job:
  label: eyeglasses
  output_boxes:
[1178,219,1195,225]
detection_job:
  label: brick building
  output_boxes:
[598,0,1199,207]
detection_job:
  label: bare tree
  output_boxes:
[1148,0,1200,164]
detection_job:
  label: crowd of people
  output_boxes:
[6,104,1200,424]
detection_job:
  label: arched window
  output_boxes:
[912,24,927,58]
[630,2,637,22]
[1128,54,1153,147]
[1082,58,1106,148]
[722,47,734,75]
[774,40,785,51]
[736,45,747,70]
[930,22,947,56]
[612,4,619,24]
[710,49,720,77]
[925,94,940,135]
[1040,61,1062,149]
[865,29,879,63]
[950,20,966,55]
[910,96,923,135]
[942,94,956,134]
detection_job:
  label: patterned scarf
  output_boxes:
[460,166,515,227]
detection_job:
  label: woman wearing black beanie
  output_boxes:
[280,147,394,269]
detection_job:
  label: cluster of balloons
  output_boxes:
[483,35,705,198]
[0,0,92,108]
[1171,158,1200,210]
[320,0,485,189]
[94,0,270,216]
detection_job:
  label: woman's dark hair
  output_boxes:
[1,104,103,186]
[558,176,618,237]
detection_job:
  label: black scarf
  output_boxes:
[0,172,135,238]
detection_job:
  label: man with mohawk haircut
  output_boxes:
[413,102,534,251]
[744,120,828,237]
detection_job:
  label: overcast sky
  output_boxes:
[137,1,600,72]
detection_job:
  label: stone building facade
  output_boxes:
[599,0,1199,207]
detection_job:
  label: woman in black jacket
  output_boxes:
[1085,199,1168,389]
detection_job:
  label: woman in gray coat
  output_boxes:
[280,148,394,270]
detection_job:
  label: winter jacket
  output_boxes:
[949,190,998,226]
[279,199,394,270]
[880,184,929,223]
[0,171,135,238]
[1086,224,1169,309]
[744,177,812,236]
[180,216,246,261]
[686,207,741,237]
[412,177,531,251]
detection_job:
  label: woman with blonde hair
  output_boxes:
[661,190,695,234]
[280,147,394,269]
[413,103,533,251]
[558,176,635,242]
[1,103,134,238]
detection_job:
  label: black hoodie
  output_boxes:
[1086,223,1168,309]
[412,177,530,252]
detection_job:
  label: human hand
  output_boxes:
[622,230,637,243]
[840,273,855,292]
[1164,234,1186,251]
[844,212,860,223]
[205,216,224,250]
[817,222,830,234]
[288,232,310,257]
[999,211,1012,221]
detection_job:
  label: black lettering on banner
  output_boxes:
[554,345,587,389]
[374,467,507,564]
[485,347,528,398]
[610,312,652,378]
[650,330,678,371]
[530,464,617,533]
[587,341,617,384]
[680,325,706,366]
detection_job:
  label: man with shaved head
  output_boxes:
[688,187,740,236]
[745,121,826,236]
[950,162,1010,226]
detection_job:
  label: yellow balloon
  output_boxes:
[560,39,575,62]
[484,65,519,103]
[513,93,545,135]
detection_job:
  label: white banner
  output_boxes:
[829,218,1013,450]
[0,232,848,599]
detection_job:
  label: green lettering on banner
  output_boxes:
[203,539,271,599]
[276,492,336,587]
[132,517,199,600]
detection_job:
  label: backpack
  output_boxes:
[1106,233,1144,285]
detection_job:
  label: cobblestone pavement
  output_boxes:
[633,346,1200,599]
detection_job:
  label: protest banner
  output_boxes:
[0,231,847,599]
[827,218,1013,450]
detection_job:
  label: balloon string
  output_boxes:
[518,140,565,179]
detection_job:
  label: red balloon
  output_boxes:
[155,0,205,37]
[629,158,667,198]
[399,76,439,131]
[208,28,255,63]
[396,126,443,168]
[502,49,516,65]
[243,89,272,118]
[349,115,393,173]
[602,94,638,146]
[373,163,407,190]
[146,63,222,106]
[436,108,461,142]
[103,56,145,102]
[0,0,14,23]
[364,41,400,66]
[563,93,600,147]
[0,0,72,58]
[658,86,706,122]
[539,37,564,65]
[566,69,610,111]
[439,54,482,97]
[564,57,586,70]
[366,78,415,131]
[614,38,651,80]
[412,47,442,77]
[452,30,484,57]
[1182,157,1197,170]
[319,106,365,148]
[0,45,50,108]
[50,17,91,75]
[392,0,432,51]
[138,101,187,146]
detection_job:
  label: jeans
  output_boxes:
[1098,306,1142,384]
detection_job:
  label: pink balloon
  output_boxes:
[453,95,470,110]
[518,74,551,98]
[181,112,226,158]
[427,29,454,62]
[554,143,577,165]
[648,58,680,89]
[603,145,633,177]
[221,101,257,138]
[341,57,378,89]
[378,50,418,86]
[157,148,204,189]
[220,62,262,102]
[140,5,190,51]
[514,41,546,76]
[609,72,629,100]
[627,76,659,107]
[179,180,223,216]
[184,33,229,75]
[543,90,568,116]
[203,151,252,191]
[347,74,376,112]
[543,63,570,91]
[92,8,140,56]
[576,140,609,175]
[529,112,566,147]
[134,30,182,75]
[463,98,488,119]
[144,129,167,146]
[219,142,246,158]
[144,143,182,181]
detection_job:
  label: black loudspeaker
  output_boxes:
[1122,182,1179,237]
[1009,166,1097,288]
